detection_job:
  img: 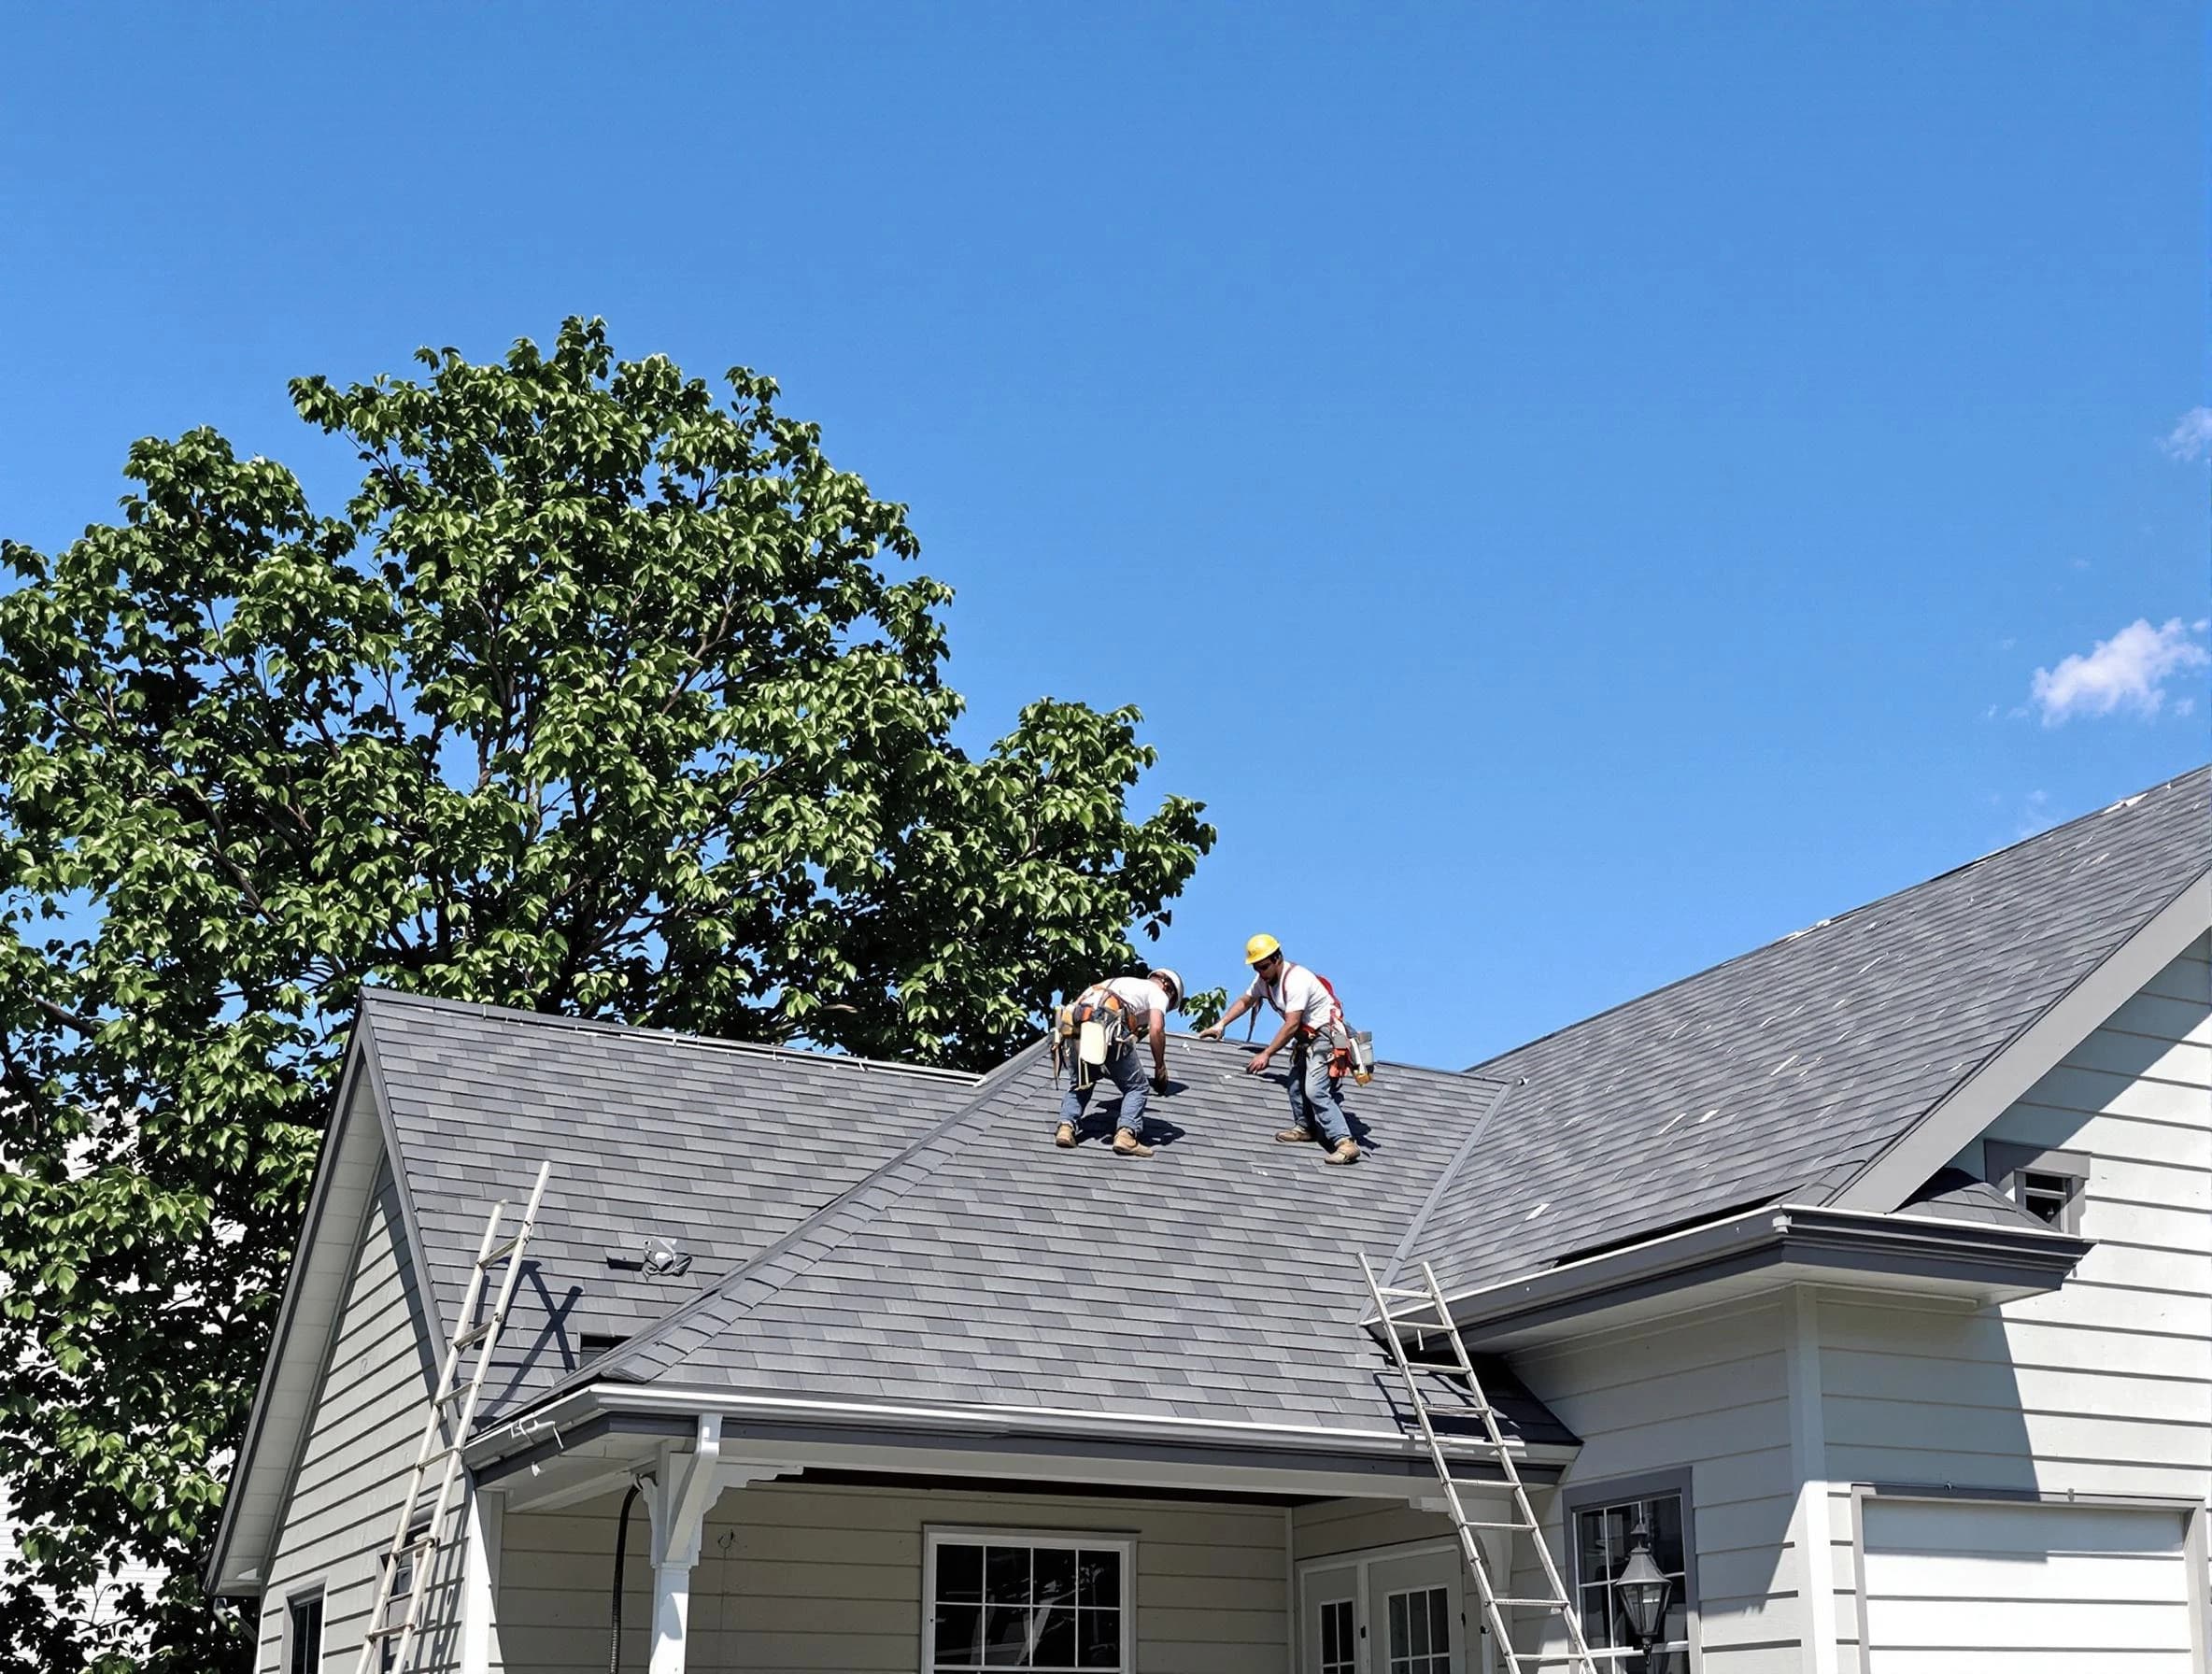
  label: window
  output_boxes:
[284,1589,324,1674]
[1384,1584,1452,1674]
[1570,1482,1692,1673]
[1318,1596,1356,1674]
[1986,1142,2089,1235]
[925,1530,1131,1672]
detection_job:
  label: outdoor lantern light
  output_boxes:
[1614,1513,1672,1653]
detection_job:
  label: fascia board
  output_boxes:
[206,1021,385,1596]
[1831,868,2211,1214]
[463,1384,1572,1490]
[1430,1204,2088,1350]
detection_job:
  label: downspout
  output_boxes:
[609,1481,642,1674]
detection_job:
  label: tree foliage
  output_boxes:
[0,319,1213,1670]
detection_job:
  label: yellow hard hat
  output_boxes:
[1244,933,1281,966]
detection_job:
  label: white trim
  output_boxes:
[458,1486,502,1674]
[1833,869,2210,1213]
[1783,1291,1837,1674]
[921,1525,1138,1674]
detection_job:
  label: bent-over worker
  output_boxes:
[1199,934,1360,1165]
[1054,968,1183,1158]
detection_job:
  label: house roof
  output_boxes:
[1410,766,2207,1292]
[358,991,985,1419]
[546,1041,1573,1449]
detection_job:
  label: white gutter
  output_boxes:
[471,1382,1559,1468]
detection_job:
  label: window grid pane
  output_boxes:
[1385,1584,1452,1674]
[933,1540,1126,1673]
[1320,1598,1356,1674]
[1571,1492,1690,1673]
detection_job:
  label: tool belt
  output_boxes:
[1052,990,1135,1087]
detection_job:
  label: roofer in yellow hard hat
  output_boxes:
[1052,968,1183,1158]
[1198,935,1360,1165]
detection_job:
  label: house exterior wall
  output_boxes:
[1817,935,2212,1666]
[1510,1294,1802,1671]
[490,1478,1290,1674]
[255,1158,444,1674]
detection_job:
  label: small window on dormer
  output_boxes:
[1985,1142,2089,1235]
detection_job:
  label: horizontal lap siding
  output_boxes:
[1292,1498,1454,1563]
[257,1162,445,1674]
[1512,1296,1799,1672]
[494,1481,1287,1674]
[1824,938,2212,1665]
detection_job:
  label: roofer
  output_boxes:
[1198,935,1361,1165]
[1053,968,1184,1158]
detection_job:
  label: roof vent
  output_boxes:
[603,1236,695,1277]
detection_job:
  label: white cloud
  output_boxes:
[2030,617,2210,725]
[2162,407,2212,461]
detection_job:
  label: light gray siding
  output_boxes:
[256,1158,443,1673]
[1293,1499,1453,1565]
[1512,1295,1801,1671]
[1817,935,2212,1664]
[491,1479,1288,1674]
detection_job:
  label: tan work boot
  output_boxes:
[1274,1127,1317,1144]
[1054,1122,1077,1149]
[1113,1129,1154,1158]
[1323,1138,1361,1166]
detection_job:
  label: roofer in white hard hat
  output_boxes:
[1199,934,1361,1165]
[1051,968,1183,1158]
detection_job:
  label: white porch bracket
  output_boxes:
[641,1414,725,1674]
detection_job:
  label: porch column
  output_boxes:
[643,1415,725,1674]
[458,1483,503,1674]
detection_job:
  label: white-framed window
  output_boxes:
[1383,1583,1453,1674]
[1567,1473,1694,1673]
[1986,1141,2089,1234]
[1317,1595,1357,1674]
[282,1585,324,1674]
[923,1527,1133,1673]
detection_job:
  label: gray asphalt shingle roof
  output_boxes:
[563,1039,1573,1444]
[359,992,981,1418]
[1414,767,2207,1290]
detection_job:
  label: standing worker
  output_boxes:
[1053,969,1184,1157]
[1199,935,1361,1165]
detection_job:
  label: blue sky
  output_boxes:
[3,4,2205,1069]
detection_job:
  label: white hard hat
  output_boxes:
[1149,968,1184,1011]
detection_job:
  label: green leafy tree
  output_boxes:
[0,319,1214,1671]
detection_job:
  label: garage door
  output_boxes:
[1862,1497,2197,1672]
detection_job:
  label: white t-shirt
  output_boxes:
[1091,975,1167,1029]
[1247,961,1340,1032]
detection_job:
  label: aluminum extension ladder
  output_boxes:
[1357,1254,1605,1674]
[355,1161,551,1674]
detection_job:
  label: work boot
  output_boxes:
[1323,1138,1361,1166]
[1112,1129,1154,1158]
[1274,1126,1317,1143]
[1054,1122,1077,1149]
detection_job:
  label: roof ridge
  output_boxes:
[532,1040,1053,1400]
[358,986,984,1084]
[1465,763,2209,1075]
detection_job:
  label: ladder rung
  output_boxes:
[364,1619,412,1640]
[454,1316,496,1351]
[1457,1518,1537,1531]
[480,1232,526,1265]
[1493,1596,1577,1610]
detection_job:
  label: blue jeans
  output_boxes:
[1288,1039,1352,1144]
[1058,1047,1149,1136]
